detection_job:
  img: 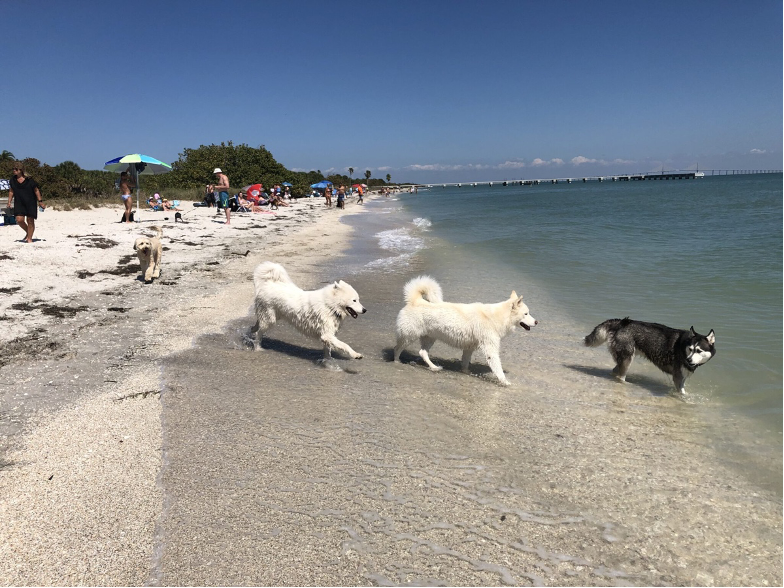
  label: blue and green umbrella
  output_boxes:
[104,154,172,221]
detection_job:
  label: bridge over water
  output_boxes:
[419,169,781,188]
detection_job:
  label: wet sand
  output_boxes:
[1,195,781,586]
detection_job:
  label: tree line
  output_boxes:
[0,144,400,200]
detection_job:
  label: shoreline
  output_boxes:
[1,193,781,586]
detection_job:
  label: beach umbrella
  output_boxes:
[243,183,263,200]
[310,180,333,189]
[281,182,293,187]
[104,154,173,222]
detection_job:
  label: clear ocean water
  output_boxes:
[352,174,782,435]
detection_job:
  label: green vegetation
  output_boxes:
[1,143,401,209]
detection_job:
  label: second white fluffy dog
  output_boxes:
[393,276,538,385]
[252,261,367,359]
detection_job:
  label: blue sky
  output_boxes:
[3,0,781,183]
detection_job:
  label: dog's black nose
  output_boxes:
[362,307,367,313]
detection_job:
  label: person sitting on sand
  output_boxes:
[269,191,289,210]
[148,194,163,210]
[161,198,181,211]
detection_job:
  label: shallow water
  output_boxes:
[153,191,782,585]
[379,176,782,433]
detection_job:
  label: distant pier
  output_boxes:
[423,169,781,189]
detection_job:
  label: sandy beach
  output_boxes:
[0,194,781,587]
[0,197,362,585]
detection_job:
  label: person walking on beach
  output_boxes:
[356,184,364,204]
[120,170,135,223]
[210,168,231,225]
[337,185,346,209]
[7,162,44,243]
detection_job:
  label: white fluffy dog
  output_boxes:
[133,226,163,283]
[252,261,367,359]
[393,276,538,386]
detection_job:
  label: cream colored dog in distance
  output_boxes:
[252,261,367,359]
[393,276,538,386]
[133,226,163,283]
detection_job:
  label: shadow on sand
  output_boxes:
[564,363,675,397]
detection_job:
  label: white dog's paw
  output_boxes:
[429,365,443,372]
[352,352,363,359]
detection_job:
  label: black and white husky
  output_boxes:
[584,318,716,394]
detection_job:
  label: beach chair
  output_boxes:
[234,194,251,213]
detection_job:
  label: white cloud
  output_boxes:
[750,148,767,154]
[531,158,563,167]
[496,160,526,169]
[572,155,635,166]
[406,163,490,171]
[377,166,392,171]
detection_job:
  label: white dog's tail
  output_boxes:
[403,276,443,305]
[253,262,293,286]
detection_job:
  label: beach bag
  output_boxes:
[3,214,16,225]
[118,211,135,223]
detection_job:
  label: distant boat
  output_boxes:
[695,172,705,178]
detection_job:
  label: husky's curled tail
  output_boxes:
[253,261,293,286]
[584,317,629,348]
[403,275,444,305]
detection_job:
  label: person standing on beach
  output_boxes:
[7,162,43,243]
[120,170,135,223]
[210,168,231,225]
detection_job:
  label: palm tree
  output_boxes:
[348,167,354,183]
[0,150,15,162]
[364,170,371,184]
[386,173,391,183]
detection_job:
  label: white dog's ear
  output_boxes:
[333,281,339,289]
[515,295,525,306]
[133,242,137,250]
[510,290,517,300]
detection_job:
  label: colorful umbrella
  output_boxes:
[281,182,293,187]
[243,184,263,201]
[104,154,172,222]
